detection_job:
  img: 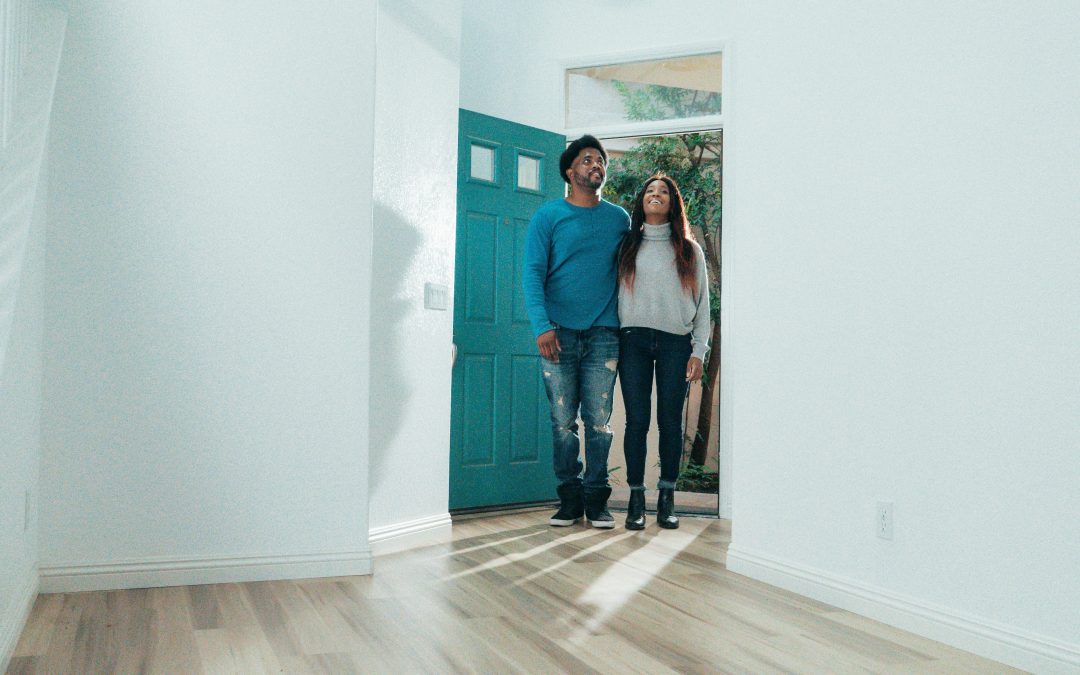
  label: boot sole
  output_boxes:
[549,517,580,526]
[658,520,679,529]
[588,519,616,529]
[625,520,645,530]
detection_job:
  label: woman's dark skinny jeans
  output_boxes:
[618,327,691,489]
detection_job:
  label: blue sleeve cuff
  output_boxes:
[533,320,555,338]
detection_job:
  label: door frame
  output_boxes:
[557,41,735,519]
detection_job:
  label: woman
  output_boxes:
[617,174,710,530]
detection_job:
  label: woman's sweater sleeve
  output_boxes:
[690,243,712,361]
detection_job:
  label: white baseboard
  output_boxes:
[726,545,1080,675]
[369,513,452,557]
[39,549,373,593]
[0,570,39,674]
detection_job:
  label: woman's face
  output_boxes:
[642,179,671,221]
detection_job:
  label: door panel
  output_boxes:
[509,355,541,463]
[450,110,566,510]
[511,218,532,324]
[463,212,497,322]
[460,354,495,466]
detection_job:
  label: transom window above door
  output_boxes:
[565,52,722,133]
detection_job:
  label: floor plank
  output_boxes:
[7,513,1024,674]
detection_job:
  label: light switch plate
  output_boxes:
[424,282,448,310]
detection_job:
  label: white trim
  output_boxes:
[726,545,1080,675]
[39,550,373,593]
[717,39,736,526]
[718,502,732,521]
[560,41,727,72]
[565,115,723,143]
[0,570,38,673]
[369,513,452,557]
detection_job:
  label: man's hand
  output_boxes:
[537,330,561,362]
[686,356,703,382]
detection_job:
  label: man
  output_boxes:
[523,135,630,528]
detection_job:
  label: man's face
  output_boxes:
[567,147,607,191]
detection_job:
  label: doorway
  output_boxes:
[601,131,723,517]
[450,47,728,519]
[567,50,725,518]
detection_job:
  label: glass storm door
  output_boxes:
[450,110,566,510]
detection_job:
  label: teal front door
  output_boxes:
[450,110,566,510]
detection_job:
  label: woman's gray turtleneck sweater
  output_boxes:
[618,222,711,360]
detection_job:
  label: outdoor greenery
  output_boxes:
[602,80,723,475]
[674,461,720,493]
[607,465,623,487]
[610,80,722,122]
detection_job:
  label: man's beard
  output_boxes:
[574,169,604,191]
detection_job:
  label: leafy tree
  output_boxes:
[603,81,722,471]
[611,81,721,121]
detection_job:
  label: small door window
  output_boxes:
[516,153,541,192]
[469,142,496,183]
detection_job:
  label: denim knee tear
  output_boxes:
[556,396,564,406]
[604,359,618,371]
[601,392,608,399]
[543,371,552,378]
[592,424,612,434]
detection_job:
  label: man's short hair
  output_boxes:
[559,135,608,184]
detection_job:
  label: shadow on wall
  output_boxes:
[368,201,422,494]
[379,0,460,64]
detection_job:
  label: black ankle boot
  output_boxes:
[625,490,646,530]
[549,483,584,526]
[584,487,615,529]
[657,488,679,529]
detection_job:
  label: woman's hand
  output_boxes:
[686,356,703,382]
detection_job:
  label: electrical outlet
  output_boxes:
[877,501,894,540]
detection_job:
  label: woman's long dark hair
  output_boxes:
[618,174,697,295]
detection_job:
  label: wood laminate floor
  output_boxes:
[8,512,1021,674]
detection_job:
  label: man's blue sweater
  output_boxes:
[522,199,630,338]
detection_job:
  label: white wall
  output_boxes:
[724,2,1080,672]
[462,1,1080,671]
[460,0,736,516]
[0,184,44,672]
[39,1,379,591]
[367,0,461,555]
[1,0,31,148]
[0,2,63,667]
[461,0,733,132]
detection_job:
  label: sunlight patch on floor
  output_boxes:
[572,527,702,639]
[442,528,605,581]
[434,528,548,559]
[513,531,636,586]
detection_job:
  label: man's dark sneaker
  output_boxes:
[549,483,584,526]
[584,486,615,529]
